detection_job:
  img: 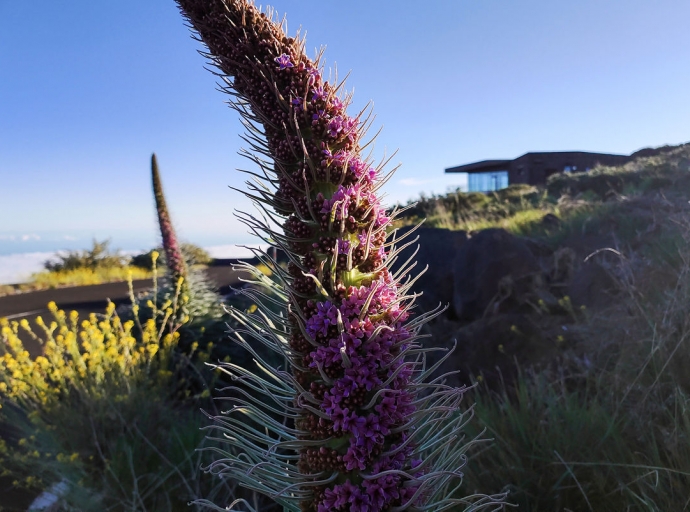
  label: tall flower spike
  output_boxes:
[151,153,188,285]
[175,1,507,511]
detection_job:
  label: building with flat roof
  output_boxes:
[446,151,632,192]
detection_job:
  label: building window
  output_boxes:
[564,165,572,173]
[468,171,509,192]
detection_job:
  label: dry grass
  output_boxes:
[0,266,153,297]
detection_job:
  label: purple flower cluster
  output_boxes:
[272,55,421,508]
[319,451,423,512]
[172,2,434,510]
[263,23,421,512]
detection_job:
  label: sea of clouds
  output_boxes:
[0,244,269,285]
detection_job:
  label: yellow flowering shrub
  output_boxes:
[0,300,178,413]
[0,282,187,500]
[0,253,240,509]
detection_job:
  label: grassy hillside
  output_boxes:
[394,143,690,510]
[393,143,690,249]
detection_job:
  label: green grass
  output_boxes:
[453,225,690,510]
[461,371,690,510]
[394,144,690,244]
[0,254,284,511]
[394,184,556,233]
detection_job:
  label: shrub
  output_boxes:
[43,239,129,272]
[393,184,552,232]
[546,145,690,199]
[0,278,248,510]
[22,239,152,292]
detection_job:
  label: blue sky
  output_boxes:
[1,0,689,259]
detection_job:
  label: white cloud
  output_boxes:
[21,234,40,241]
[204,244,270,259]
[0,252,54,284]
[62,235,78,241]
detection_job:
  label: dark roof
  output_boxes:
[516,151,628,158]
[445,151,630,174]
[445,159,511,173]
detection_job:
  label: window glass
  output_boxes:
[468,171,509,192]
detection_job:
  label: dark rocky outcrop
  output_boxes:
[390,225,468,316]
[444,313,550,386]
[453,229,545,321]
[387,225,629,388]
